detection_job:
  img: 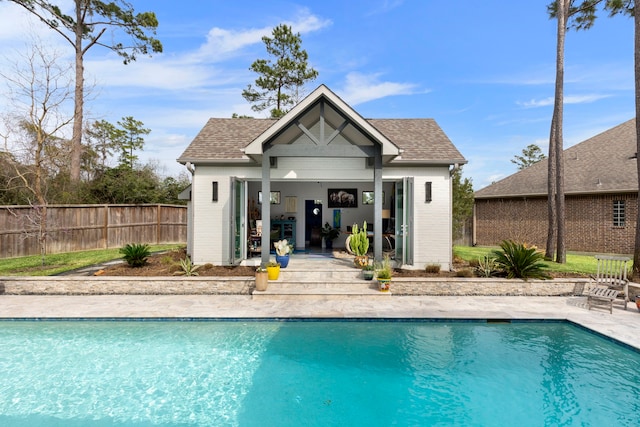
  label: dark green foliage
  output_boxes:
[7,0,163,63]
[452,167,474,240]
[511,144,547,170]
[242,24,318,118]
[321,222,340,241]
[117,116,150,168]
[120,243,151,267]
[492,240,551,280]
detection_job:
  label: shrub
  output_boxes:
[160,255,175,266]
[173,257,201,276]
[455,268,474,277]
[120,243,151,267]
[476,255,498,278]
[492,240,550,280]
[425,264,441,274]
[375,255,393,280]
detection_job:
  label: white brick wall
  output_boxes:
[190,163,453,269]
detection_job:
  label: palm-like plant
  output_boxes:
[492,240,550,280]
[119,243,151,267]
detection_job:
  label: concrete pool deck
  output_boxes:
[0,294,639,351]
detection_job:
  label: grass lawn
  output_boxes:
[0,244,628,277]
[0,244,183,276]
[454,245,624,276]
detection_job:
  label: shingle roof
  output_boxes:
[475,118,637,198]
[178,118,276,161]
[369,119,465,163]
[177,117,466,165]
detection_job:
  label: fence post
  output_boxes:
[103,205,109,249]
[157,204,161,244]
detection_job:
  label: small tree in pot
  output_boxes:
[321,222,340,250]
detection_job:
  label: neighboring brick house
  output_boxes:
[474,119,637,254]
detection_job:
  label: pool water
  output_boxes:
[0,320,639,426]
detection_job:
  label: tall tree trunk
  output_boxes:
[70,0,84,183]
[633,6,640,278]
[546,115,557,259]
[554,0,568,264]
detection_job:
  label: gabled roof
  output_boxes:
[177,84,466,166]
[243,84,400,158]
[475,118,637,199]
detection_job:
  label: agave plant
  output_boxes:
[492,240,550,280]
[119,243,151,267]
[174,257,201,276]
[476,255,498,278]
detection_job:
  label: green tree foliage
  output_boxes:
[84,119,124,171]
[452,167,474,241]
[5,0,162,182]
[242,24,318,118]
[87,165,155,204]
[84,164,190,205]
[511,144,547,170]
[116,116,150,168]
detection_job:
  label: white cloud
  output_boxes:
[517,94,611,108]
[366,0,405,16]
[338,72,421,105]
[85,56,225,90]
[192,9,331,61]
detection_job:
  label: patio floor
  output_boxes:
[0,294,638,351]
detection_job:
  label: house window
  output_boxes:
[613,200,625,227]
[212,181,218,202]
[425,182,432,202]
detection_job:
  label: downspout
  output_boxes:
[185,162,195,175]
[449,163,460,267]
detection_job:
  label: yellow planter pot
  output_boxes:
[267,265,280,280]
[378,278,391,292]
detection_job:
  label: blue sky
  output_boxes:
[0,0,635,189]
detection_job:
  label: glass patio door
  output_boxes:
[229,177,246,264]
[395,177,414,266]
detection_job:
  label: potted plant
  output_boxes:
[362,264,375,280]
[349,221,370,268]
[376,255,393,291]
[255,265,268,291]
[273,239,293,268]
[266,260,281,280]
[321,222,340,250]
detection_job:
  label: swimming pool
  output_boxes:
[0,320,639,426]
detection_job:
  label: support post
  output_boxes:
[261,150,272,265]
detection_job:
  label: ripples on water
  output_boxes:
[0,321,639,426]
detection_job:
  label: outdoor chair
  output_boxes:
[587,255,630,311]
[587,286,620,314]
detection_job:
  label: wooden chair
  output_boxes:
[587,286,620,314]
[588,255,630,311]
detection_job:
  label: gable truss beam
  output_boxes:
[267,144,376,158]
[295,100,349,147]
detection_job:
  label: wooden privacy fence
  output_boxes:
[0,204,187,259]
